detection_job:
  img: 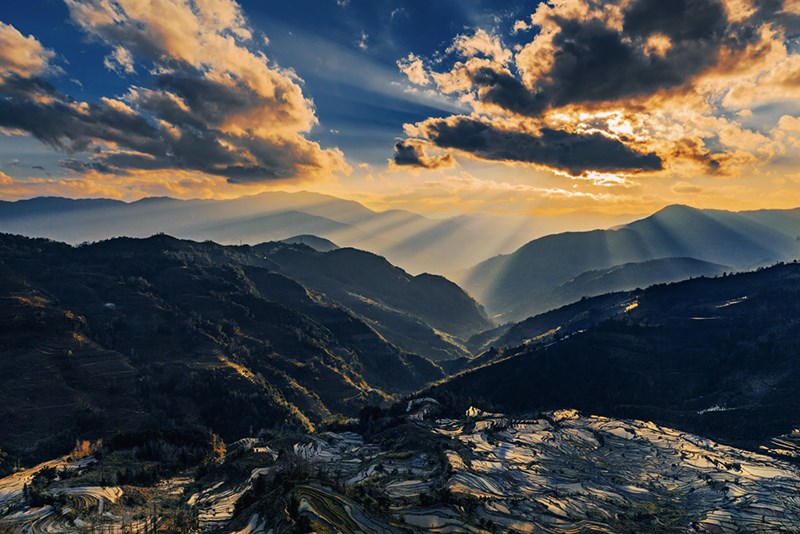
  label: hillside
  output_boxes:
[536,257,728,316]
[0,233,461,467]
[434,262,800,446]
[459,205,800,322]
[2,236,800,532]
[261,245,491,345]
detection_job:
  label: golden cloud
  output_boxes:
[394,0,800,185]
[0,1,349,189]
[0,22,55,79]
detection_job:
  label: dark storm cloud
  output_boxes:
[544,16,719,106]
[471,67,548,116]
[149,70,262,128]
[416,117,663,175]
[391,139,455,169]
[622,0,727,40]
[397,0,800,174]
[469,0,768,114]
[0,74,59,100]
[393,140,428,166]
[59,158,114,174]
[750,0,800,33]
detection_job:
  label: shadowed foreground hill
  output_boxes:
[434,262,800,446]
[0,233,485,466]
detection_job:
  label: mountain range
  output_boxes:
[2,225,800,532]
[4,196,800,329]
[0,192,637,276]
[0,233,488,467]
[457,204,800,322]
[434,261,800,446]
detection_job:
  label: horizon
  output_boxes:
[5,188,800,217]
[1,0,800,218]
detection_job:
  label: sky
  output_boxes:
[1,0,800,217]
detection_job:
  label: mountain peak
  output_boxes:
[280,234,339,252]
[650,204,701,217]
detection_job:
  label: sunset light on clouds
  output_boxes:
[1,0,800,217]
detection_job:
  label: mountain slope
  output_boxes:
[257,246,489,360]
[460,205,800,321]
[261,245,490,342]
[0,233,445,464]
[540,257,728,312]
[433,261,800,446]
[280,234,339,251]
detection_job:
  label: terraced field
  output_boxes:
[435,410,800,532]
[0,456,95,514]
[283,410,800,533]
[0,456,175,533]
[4,410,800,532]
[295,484,402,533]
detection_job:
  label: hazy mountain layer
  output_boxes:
[460,204,800,322]
[0,192,638,276]
[279,234,339,252]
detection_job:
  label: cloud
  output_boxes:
[408,116,662,176]
[778,114,800,131]
[390,139,456,170]
[0,22,55,78]
[671,181,704,194]
[393,0,800,180]
[103,45,135,74]
[366,171,652,217]
[356,30,369,51]
[447,29,511,65]
[0,86,164,154]
[0,166,280,200]
[0,2,348,185]
[397,53,429,86]
[461,0,739,115]
[512,19,533,34]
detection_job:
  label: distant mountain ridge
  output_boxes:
[280,234,339,251]
[0,192,638,276]
[458,204,800,322]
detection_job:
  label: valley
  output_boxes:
[1,208,800,533]
[458,205,800,322]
